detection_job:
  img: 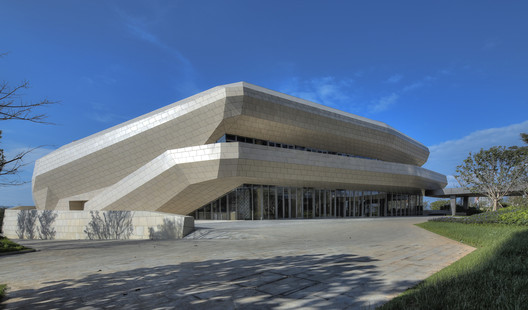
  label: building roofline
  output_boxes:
[230,82,425,149]
[40,82,427,170]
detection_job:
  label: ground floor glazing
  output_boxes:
[191,184,424,220]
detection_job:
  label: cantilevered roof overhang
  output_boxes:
[426,188,524,198]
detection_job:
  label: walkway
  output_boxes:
[0,217,474,309]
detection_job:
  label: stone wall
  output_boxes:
[1,209,194,240]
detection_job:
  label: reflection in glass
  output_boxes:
[192,184,423,221]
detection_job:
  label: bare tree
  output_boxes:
[0,52,57,186]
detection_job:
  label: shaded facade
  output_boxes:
[193,185,424,220]
[32,82,447,219]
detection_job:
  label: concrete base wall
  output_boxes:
[2,210,194,240]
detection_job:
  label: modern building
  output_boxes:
[32,82,447,220]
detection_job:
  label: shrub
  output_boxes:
[0,284,6,300]
[430,207,528,226]
[498,208,528,225]
[466,207,483,216]
[0,236,29,253]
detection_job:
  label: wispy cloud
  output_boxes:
[115,6,198,95]
[126,22,160,45]
[80,74,117,88]
[279,76,355,108]
[424,120,528,178]
[483,37,500,50]
[369,93,399,113]
[402,82,424,92]
[87,102,129,124]
[88,113,123,124]
[369,67,454,113]
[386,74,403,84]
[123,19,192,70]
[279,66,458,115]
[96,75,117,85]
[80,76,94,85]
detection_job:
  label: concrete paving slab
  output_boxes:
[0,217,474,309]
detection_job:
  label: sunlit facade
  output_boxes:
[32,82,446,219]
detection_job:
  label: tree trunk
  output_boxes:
[493,199,498,211]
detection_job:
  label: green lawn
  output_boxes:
[0,237,32,303]
[0,284,5,301]
[379,222,528,309]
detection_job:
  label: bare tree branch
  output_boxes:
[0,80,58,124]
[0,148,34,176]
[0,145,46,186]
[0,52,58,186]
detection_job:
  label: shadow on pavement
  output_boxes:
[2,253,416,309]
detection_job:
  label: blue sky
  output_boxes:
[1,1,527,206]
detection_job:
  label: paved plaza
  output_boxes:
[0,217,474,309]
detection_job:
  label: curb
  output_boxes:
[0,249,37,257]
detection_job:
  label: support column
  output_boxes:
[251,185,254,221]
[288,188,292,219]
[463,196,469,212]
[347,191,351,217]
[352,191,356,217]
[323,190,327,218]
[369,192,373,217]
[384,193,388,217]
[282,188,285,219]
[389,193,393,216]
[259,185,264,220]
[361,191,365,217]
[450,195,457,216]
[275,187,278,220]
[318,190,322,218]
[301,188,304,219]
[312,189,316,219]
[334,191,337,217]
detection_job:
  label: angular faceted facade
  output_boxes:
[32,82,447,219]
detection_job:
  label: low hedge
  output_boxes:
[0,237,30,253]
[430,206,528,226]
[498,208,528,225]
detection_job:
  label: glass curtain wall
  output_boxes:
[192,184,423,220]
